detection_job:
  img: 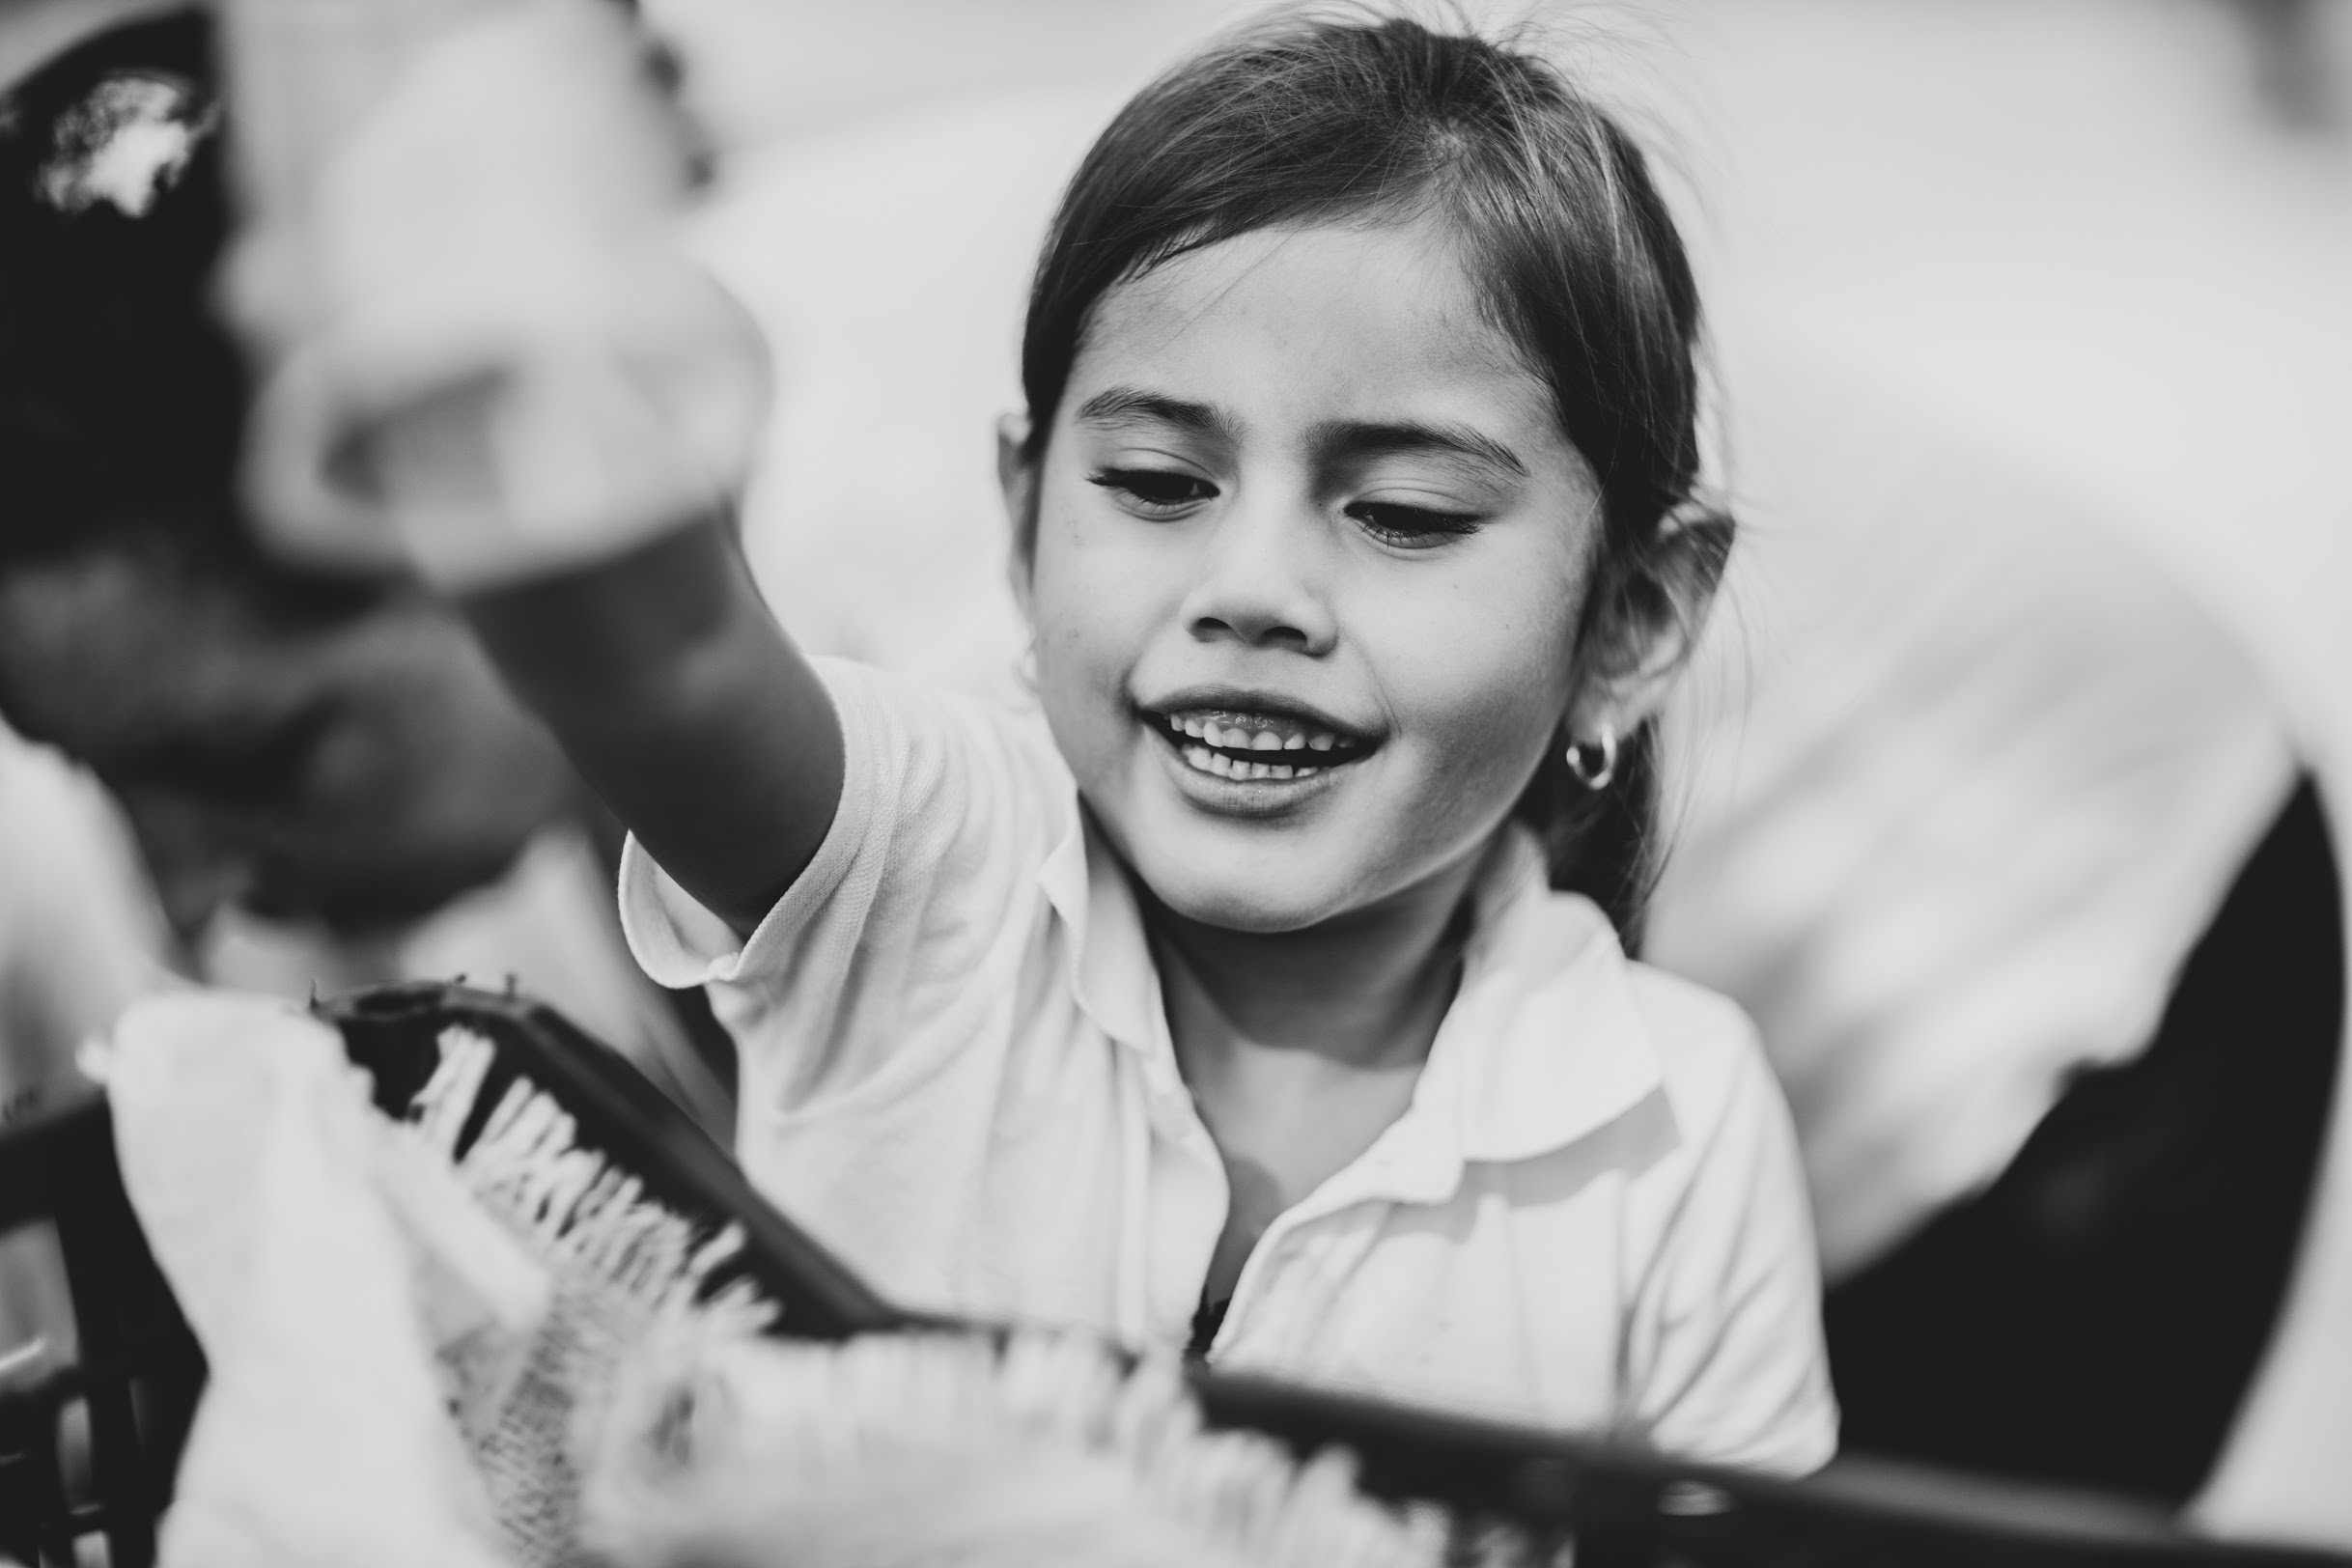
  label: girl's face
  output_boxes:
[1020,218,1604,933]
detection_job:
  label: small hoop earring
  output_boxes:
[1017,641,1039,691]
[1565,723,1618,791]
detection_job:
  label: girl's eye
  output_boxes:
[1344,500,1483,548]
[1088,467,1218,515]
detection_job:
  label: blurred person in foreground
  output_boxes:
[0,7,732,1136]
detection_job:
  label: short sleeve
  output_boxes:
[1622,987,1840,1476]
[617,658,1074,1112]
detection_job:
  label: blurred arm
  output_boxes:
[365,381,838,937]
[456,519,840,938]
[220,0,832,933]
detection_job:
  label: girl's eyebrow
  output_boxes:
[1071,392,1526,480]
[1309,419,1529,480]
[1073,387,1237,444]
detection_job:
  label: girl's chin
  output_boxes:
[1115,815,1377,935]
[1138,874,1352,936]
[1085,742,1446,933]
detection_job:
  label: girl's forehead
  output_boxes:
[1071,219,1555,433]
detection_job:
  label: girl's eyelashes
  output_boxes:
[1088,466,1218,516]
[1085,466,1485,546]
[1344,500,1484,548]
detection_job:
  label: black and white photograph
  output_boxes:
[1,0,2347,1562]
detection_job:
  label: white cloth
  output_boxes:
[621,660,1836,1476]
[0,727,170,1110]
[0,728,172,1362]
[1646,350,2300,1278]
[224,0,768,588]
[106,992,518,1568]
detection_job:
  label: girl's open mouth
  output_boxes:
[1141,704,1376,783]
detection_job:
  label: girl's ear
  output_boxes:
[996,412,1038,621]
[1565,507,1732,742]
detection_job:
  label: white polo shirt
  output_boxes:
[621,660,1836,1476]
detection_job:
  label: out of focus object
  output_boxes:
[98,991,763,1568]
[684,89,1100,714]
[216,0,767,588]
[211,0,501,341]
[1825,777,2339,1500]
[4,982,2351,1567]
[1652,348,2305,1284]
[194,827,736,1138]
[0,726,170,1123]
[0,724,172,1393]
[1649,348,2342,1505]
[2227,0,2352,131]
[2,982,870,1568]
[0,9,734,1139]
[0,1082,200,1568]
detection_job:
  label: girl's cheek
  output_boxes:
[1373,574,1581,817]
[1025,503,1151,757]
[1379,568,1578,720]
[1036,499,1175,661]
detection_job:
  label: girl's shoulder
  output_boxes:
[806,655,1078,853]
[1618,951,1781,1143]
[815,655,1069,783]
[1466,856,1786,1174]
[1619,951,1767,1080]
[1511,872,1779,1146]
[620,657,1077,999]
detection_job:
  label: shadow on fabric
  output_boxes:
[1825,774,2345,1503]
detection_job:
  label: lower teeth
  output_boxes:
[1180,744,1319,782]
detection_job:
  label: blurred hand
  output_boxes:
[221,0,768,591]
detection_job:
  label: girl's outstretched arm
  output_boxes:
[459,518,842,938]
[364,366,838,937]
[215,0,835,932]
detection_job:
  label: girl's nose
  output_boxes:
[1178,502,1337,657]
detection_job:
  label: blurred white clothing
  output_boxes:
[0,724,172,1110]
[107,993,512,1568]
[0,725,174,1361]
[1646,345,2300,1278]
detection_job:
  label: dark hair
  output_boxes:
[1017,9,1730,938]
[0,8,250,569]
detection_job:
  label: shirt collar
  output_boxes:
[1035,802,1162,1053]
[1422,827,1666,1165]
[1036,811,1666,1175]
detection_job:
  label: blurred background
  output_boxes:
[1,0,2347,1551]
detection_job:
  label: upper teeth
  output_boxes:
[1167,712,1345,754]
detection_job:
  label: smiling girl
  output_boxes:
[327,10,1836,1473]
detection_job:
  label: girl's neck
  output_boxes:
[1138,845,1483,1075]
